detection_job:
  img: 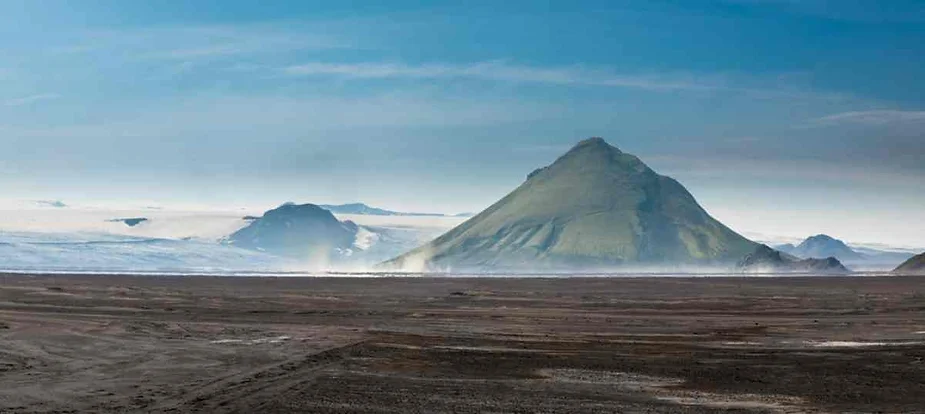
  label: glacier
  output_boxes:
[0,231,290,273]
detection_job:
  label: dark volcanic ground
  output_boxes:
[0,274,923,413]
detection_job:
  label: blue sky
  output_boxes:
[1,0,924,245]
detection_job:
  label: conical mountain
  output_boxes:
[385,137,759,271]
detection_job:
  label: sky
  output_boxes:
[1,0,924,246]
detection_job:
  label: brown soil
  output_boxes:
[0,274,923,413]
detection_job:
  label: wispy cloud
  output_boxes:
[282,61,857,102]
[140,45,248,60]
[646,154,925,190]
[0,92,563,142]
[284,61,720,91]
[812,110,925,126]
[4,93,61,107]
[58,24,351,61]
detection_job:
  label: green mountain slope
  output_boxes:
[894,252,925,274]
[385,137,759,271]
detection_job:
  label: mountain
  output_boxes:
[227,203,359,260]
[776,234,863,261]
[34,200,67,208]
[106,217,149,227]
[384,137,759,271]
[319,203,445,217]
[738,244,849,273]
[894,252,925,274]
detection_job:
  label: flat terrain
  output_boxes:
[0,274,924,413]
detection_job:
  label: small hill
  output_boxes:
[384,137,759,271]
[106,217,149,227]
[738,244,849,274]
[894,252,925,274]
[776,234,863,261]
[35,200,67,208]
[227,203,358,260]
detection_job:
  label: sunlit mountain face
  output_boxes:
[386,138,762,272]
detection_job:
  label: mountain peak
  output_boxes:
[798,234,852,251]
[269,202,334,219]
[778,233,863,261]
[570,137,621,153]
[805,234,836,243]
[576,136,608,146]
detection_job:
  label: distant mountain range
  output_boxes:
[775,234,914,269]
[30,140,919,274]
[319,203,473,218]
[384,137,806,272]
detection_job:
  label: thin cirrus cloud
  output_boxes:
[283,61,721,92]
[55,25,350,61]
[4,93,61,107]
[812,110,925,126]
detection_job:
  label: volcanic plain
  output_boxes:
[0,274,923,413]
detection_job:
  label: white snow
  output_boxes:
[0,231,287,273]
[0,206,252,241]
[806,341,922,348]
[352,226,380,250]
[0,203,469,273]
[210,336,291,345]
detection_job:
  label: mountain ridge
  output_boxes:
[738,244,849,274]
[319,202,470,217]
[774,234,914,269]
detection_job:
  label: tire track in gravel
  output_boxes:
[147,339,370,413]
